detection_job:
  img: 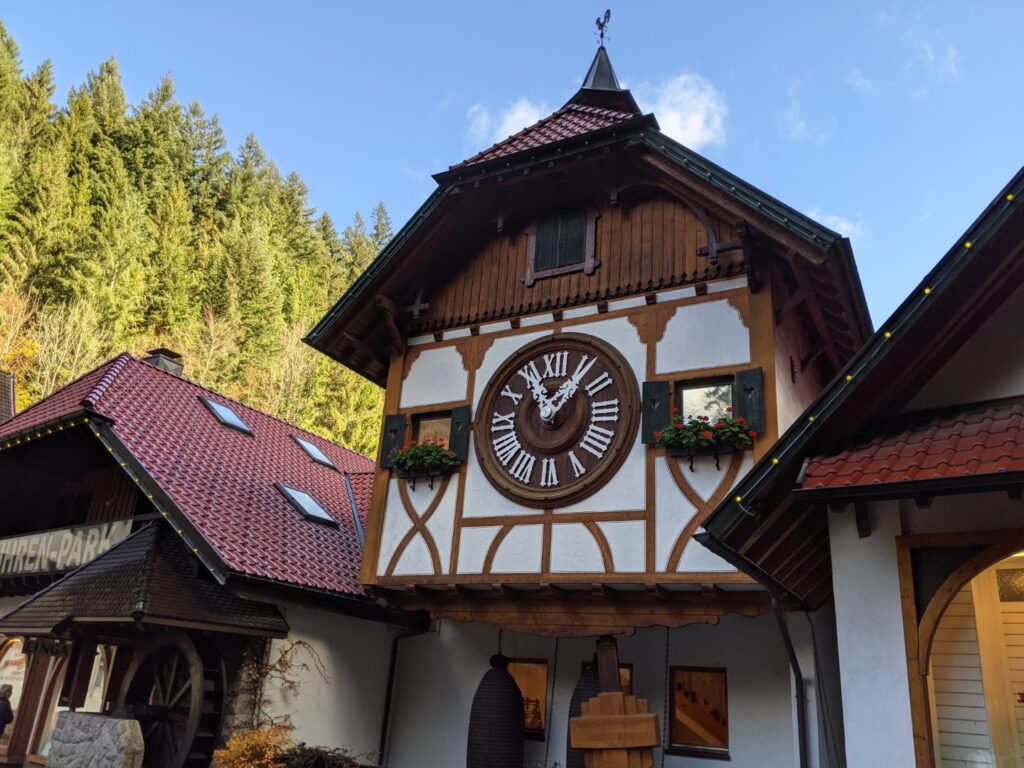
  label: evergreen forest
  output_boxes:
[0,23,385,455]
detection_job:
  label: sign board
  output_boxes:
[22,638,72,659]
[0,520,132,577]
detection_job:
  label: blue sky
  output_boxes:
[3,2,1022,324]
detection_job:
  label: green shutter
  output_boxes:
[448,405,471,461]
[641,381,671,444]
[733,368,765,434]
[379,414,407,468]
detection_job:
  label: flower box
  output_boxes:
[666,442,744,471]
[393,465,457,490]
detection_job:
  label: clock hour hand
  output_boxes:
[546,354,597,417]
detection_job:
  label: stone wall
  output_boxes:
[49,712,144,768]
[219,636,269,742]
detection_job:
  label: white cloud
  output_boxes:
[779,82,834,144]
[846,68,878,94]
[807,208,870,248]
[493,98,547,142]
[907,30,960,78]
[463,98,549,155]
[636,73,727,150]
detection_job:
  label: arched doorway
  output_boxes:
[923,551,1024,767]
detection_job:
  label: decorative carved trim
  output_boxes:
[628,307,671,347]
[402,347,423,380]
[456,336,494,374]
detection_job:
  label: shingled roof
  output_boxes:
[451,46,645,171]
[801,399,1024,494]
[0,524,289,638]
[0,354,374,599]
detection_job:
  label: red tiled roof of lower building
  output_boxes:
[802,400,1024,490]
[454,102,640,169]
[0,355,375,597]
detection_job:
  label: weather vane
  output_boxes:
[595,9,611,45]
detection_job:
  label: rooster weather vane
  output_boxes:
[595,9,611,45]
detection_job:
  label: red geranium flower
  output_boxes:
[702,430,713,439]
[671,406,680,414]
[714,421,725,428]
[726,406,733,412]
[448,450,455,457]
[748,430,758,438]
[654,431,663,439]
[736,417,746,425]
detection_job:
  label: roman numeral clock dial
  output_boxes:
[474,334,639,507]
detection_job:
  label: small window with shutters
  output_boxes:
[523,209,598,286]
[640,368,764,444]
[379,405,471,467]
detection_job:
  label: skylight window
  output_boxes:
[200,397,252,435]
[276,483,336,525]
[292,435,336,469]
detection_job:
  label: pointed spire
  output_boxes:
[567,44,641,115]
[581,46,621,91]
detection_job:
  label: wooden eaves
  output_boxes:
[698,166,1024,609]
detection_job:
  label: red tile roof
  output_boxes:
[0,355,375,597]
[802,400,1024,490]
[454,102,640,169]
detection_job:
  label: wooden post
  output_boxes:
[595,635,621,693]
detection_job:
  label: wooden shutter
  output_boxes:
[448,405,471,461]
[733,368,764,434]
[534,217,560,271]
[378,414,407,468]
[556,211,587,267]
[641,381,671,444]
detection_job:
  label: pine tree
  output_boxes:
[0,26,392,456]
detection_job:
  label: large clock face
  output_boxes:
[474,333,639,507]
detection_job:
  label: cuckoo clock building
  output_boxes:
[308,45,871,768]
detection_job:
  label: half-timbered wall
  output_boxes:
[414,194,744,333]
[370,276,781,586]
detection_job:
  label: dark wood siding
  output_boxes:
[415,194,742,332]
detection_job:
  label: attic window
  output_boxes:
[276,483,336,525]
[292,435,336,470]
[200,397,252,435]
[523,210,598,286]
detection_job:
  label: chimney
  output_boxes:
[142,348,184,377]
[0,371,14,423]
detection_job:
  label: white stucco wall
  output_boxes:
[907,280,1024,411]
[829,503,916,768]
[385,614,823,768]
[261,603,394,761]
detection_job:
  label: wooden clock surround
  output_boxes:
[474,333,639,508]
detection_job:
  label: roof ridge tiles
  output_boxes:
[110,355,370,464]
[81,353,134,410]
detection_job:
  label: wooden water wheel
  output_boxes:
[116,632,225,768]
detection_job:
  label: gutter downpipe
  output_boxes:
[379,625,427,766]
[774,595,810,768]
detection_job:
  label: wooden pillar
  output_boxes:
[595,635,621,694]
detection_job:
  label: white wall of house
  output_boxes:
[261,603,394,762]
[829,502,916,768]
[385,611,835,768]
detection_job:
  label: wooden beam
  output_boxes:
[375,294,405,353]
[855,502,872,539]
[774,287,807,326]
[596,636,622,693]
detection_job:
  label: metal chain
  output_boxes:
[544,636,559,768]
[661,626,670,768]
